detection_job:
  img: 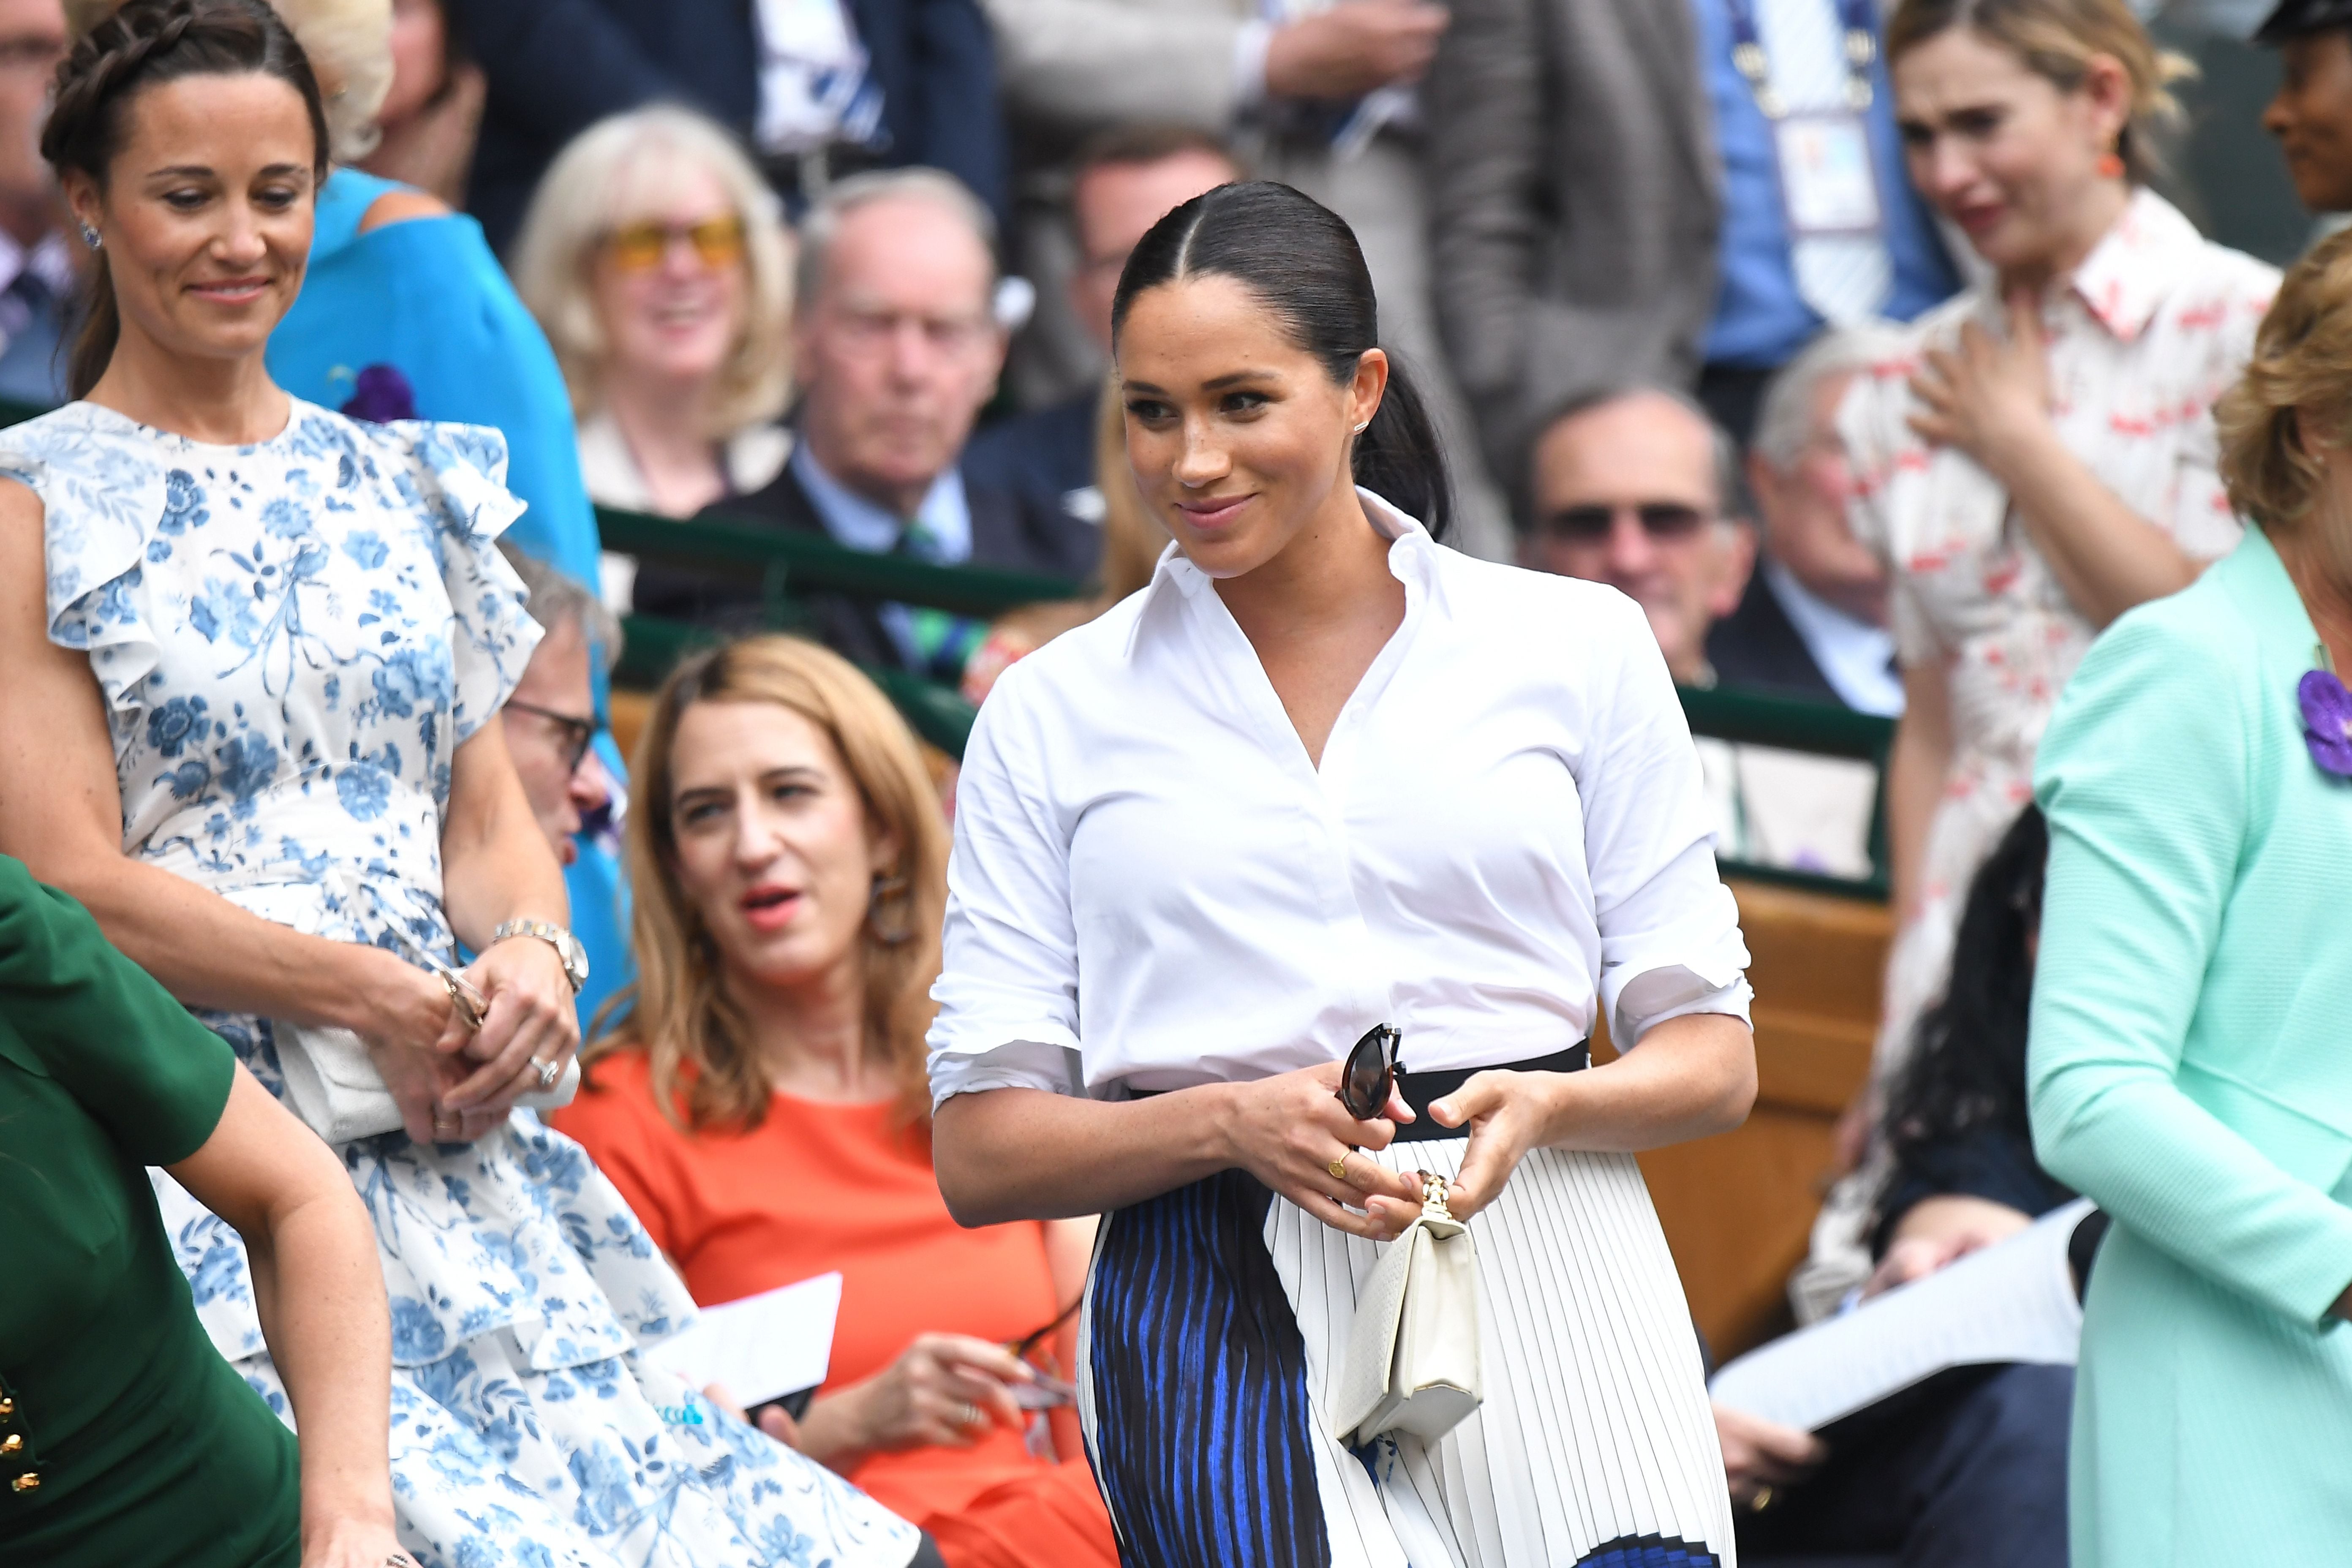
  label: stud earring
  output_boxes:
[2095,143,2125,180]
[1352,419,1371,433]
[77,221,99,250]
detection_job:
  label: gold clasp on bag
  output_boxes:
[1418,1171,1452,1220]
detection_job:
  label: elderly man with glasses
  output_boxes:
[1519,386,1876,879]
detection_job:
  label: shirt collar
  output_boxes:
[2062,188,2203,344]
[1121,487,1443,660]
[790,441,972,561]
[1761,559,1903,717]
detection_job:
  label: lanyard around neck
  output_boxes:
[1724,0,1880,120]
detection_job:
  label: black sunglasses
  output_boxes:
[1540,502,1711,544]
[507,699,599,774]
[1337,1023,1403,1122]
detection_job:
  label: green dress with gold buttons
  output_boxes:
[0,854,299,1567]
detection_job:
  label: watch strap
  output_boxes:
[492,918,587,994]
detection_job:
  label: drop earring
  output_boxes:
[2095,142,2125,180]
[77,221,99,250]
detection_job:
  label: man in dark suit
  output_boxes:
[1706,327,1904,717]
[634,169,1097,681]
[451,0,1005,255]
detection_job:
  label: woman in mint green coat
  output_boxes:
[2029,228,2352,1568]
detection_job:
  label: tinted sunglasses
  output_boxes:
[605,214,746,272]
[1540,503,1710,544]
[1337,1023,1404,1122]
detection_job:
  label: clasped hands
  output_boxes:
[360,936,579,1144]
[1218,1060,1565,1241]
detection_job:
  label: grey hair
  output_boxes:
[498,542,623,674]
[795,166,997,313]
[1751,324,1911,474]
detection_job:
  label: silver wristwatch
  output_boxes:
[492,919,589,994]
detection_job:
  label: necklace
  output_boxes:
[1724,0,1880,120]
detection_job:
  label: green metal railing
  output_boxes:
[0,395,1890,899]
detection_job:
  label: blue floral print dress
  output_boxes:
[3,399,920,1568]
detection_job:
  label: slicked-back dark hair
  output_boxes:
[44,0,328,397]
[1110,180,1453,541]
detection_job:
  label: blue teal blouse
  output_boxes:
[267,167,629,1031]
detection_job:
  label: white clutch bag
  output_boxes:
[274,1022,581,1146]
[1331,1172,1485,1448]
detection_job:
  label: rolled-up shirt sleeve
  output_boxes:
[1577,594,1753,1044]
[928,668,1088,1106]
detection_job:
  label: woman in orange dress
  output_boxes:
[551,635,1113,1568]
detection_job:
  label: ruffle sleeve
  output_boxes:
[0,406,171,730]
[371,418,542,743]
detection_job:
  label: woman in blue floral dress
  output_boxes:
[0,5,923,1566]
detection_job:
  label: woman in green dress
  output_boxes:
[2028,226,2352,1566]
[0,852,400,1568]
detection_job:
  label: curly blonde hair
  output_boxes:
[591,635,948,1132]
[2216,228,2352,585]
[1886,0,2193,183]
[512,104,794,439]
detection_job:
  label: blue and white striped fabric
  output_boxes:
[1078,1136,1737,1568]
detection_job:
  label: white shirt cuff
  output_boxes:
[1614,967,1753,1044]
[1233,19,1274,110]
[928,1038,1083,1109]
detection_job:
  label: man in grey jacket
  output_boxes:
[1425,0,1718,491]
[983,0,1514,558]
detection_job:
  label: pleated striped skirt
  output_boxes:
[1076,1135,1736,1568]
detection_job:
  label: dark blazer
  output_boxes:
[631,460,1100,673]
[960,387,1099,535]
[452,0,1007,254]
[1424,0,1717,484]
[1706,569,1846,708]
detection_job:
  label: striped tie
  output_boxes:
[1763,0,1892,326]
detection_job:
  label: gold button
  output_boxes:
[0,1437,19,1456]
[9,1473,34,1493]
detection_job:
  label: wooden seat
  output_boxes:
[1622,879,1889,1358]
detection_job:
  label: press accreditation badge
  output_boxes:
[1774,115,1883,237]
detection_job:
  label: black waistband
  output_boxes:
[1387,1041,1590,1143]
[1127,1041,1590,1143]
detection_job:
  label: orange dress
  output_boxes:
[550,1050,1116,1568]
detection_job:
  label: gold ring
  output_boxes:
[1327,1155,1349,1182]
[1748,1484,1775,1513]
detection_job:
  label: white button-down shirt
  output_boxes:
[927,493,1752,1105]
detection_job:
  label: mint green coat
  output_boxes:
[2031,525,2352,1567]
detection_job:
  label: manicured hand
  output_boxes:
[1906,288,2055,473]
[352,946,473,1145]
[439,933,578,1125]
[1426,1069,1562,1221]
[1714,1402,1826,1508]
[1219,1062,1426,1239]
[800,1334,1035,1473]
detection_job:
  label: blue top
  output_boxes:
[267,169,599,589]
[268,167,629,1032]
[1693,0,1960,368]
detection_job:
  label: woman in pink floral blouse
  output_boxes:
[1802,0,2277,1314]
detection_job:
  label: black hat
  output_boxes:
[2256,0,2352,44]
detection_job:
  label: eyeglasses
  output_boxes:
[1337,1023,1403,1122]
[507,700,599,774]
[604,214,746,273]
[1538,502,1712,544]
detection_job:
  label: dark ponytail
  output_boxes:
[1111,180,1453,542]
[43,0,328,398]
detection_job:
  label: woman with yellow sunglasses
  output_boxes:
[514,104,798,526]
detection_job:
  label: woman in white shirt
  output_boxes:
[1803,0,2277,1318]
[927,181,1756,1568]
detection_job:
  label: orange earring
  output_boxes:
[2096,145,2125,180]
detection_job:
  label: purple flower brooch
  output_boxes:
[2301,668,2352,778]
